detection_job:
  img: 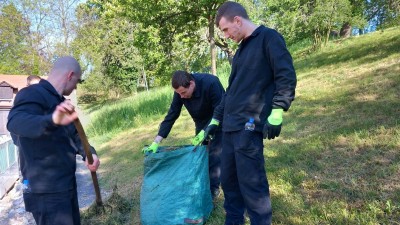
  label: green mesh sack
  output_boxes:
[140,145,213,225]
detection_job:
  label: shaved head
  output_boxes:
[47,56,82,96]
[50,56,81,79]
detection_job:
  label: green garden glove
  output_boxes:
[192,130,205,146]
[204,118,220,140]
[142,142,159,154]
[192,119,220,145]
[263,108,283,140]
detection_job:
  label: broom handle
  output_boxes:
[74,118,103,206]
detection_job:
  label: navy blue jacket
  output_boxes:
[7,79,95,193]
[158,73,225,137]
[213,26,297,132]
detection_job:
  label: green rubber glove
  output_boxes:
[263,108,283,140]
[192,130,205,146]
[142,142,159,154]
[204,118,220,140]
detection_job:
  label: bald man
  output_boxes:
[7,56,100,225]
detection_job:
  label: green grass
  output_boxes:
[85,86,174,137]
[81,27,400,225]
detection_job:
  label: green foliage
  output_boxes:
[261,0,304,44]
[72,2,143,97]
[310,0,352,47]
[113,0,226,81]
[0,3,31,74]
[86,86,173,137]
[215,59,231,88]
[81,27,400,225]
[366,0,400,29]
[72,0,398,98]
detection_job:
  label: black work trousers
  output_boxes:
[220,130,272,225]
[23,188,80,225]
[207,130,222,195]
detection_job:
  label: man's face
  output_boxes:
[218,16,243,43]
[174,80,195,99]
[63,72,82,96]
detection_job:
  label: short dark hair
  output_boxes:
[215,1,249,27]
[171,71,194,89]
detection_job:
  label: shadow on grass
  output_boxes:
[266,62,400,223]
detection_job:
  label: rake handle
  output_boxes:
[74,118,103,206]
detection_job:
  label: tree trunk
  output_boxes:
[215,38,234,65]
[325,28,331,45]
[340,22,352,38]
[208,15,217,75]
[313,30,322,50]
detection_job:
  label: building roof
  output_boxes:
[0,75,29,91]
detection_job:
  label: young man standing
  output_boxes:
[202,2,297,224]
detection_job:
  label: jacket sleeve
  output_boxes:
[7,88,58,138]
[204,77,225,128]
[210,77,225,111]
[267,31,297,111]
[157,93,183,138]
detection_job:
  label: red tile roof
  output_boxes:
[0,75,29,91]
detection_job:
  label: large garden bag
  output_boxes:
[140,145,213,225]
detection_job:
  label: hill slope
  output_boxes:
[82,27,400,224]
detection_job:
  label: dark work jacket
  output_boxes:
[7,79,96,193]
[213,25,297,132]
[158,73,225,137]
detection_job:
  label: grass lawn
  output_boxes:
[81,27,400,224]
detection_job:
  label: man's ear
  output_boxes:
[234,16,242,26]
[67,71,74,81]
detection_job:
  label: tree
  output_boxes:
[311,0,352,47]
[264,0,353,49]
[115,0,226,75]
[338,0,367,38]
[49,0,81,56]
[366,0,400,29]
[261,0,305,45]
[0,3,31,74]
[72,2,143,97]
[15,0,54,74]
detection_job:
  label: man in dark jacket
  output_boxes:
[199,2,297,225]
[143,70,225,199]
[7,56,100,225]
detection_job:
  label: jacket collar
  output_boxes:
[39,79,65,101]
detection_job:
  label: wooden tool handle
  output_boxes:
[74,118,103,206]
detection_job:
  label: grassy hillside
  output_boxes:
[81,27,400,224]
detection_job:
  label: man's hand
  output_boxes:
[204,119,220,140]
[85,154,100,172]
[142,142,159,154]
[263,108,283,140]
[52,100,78,125]
[192,130,205,146]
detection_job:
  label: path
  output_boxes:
[0,158,110,225]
